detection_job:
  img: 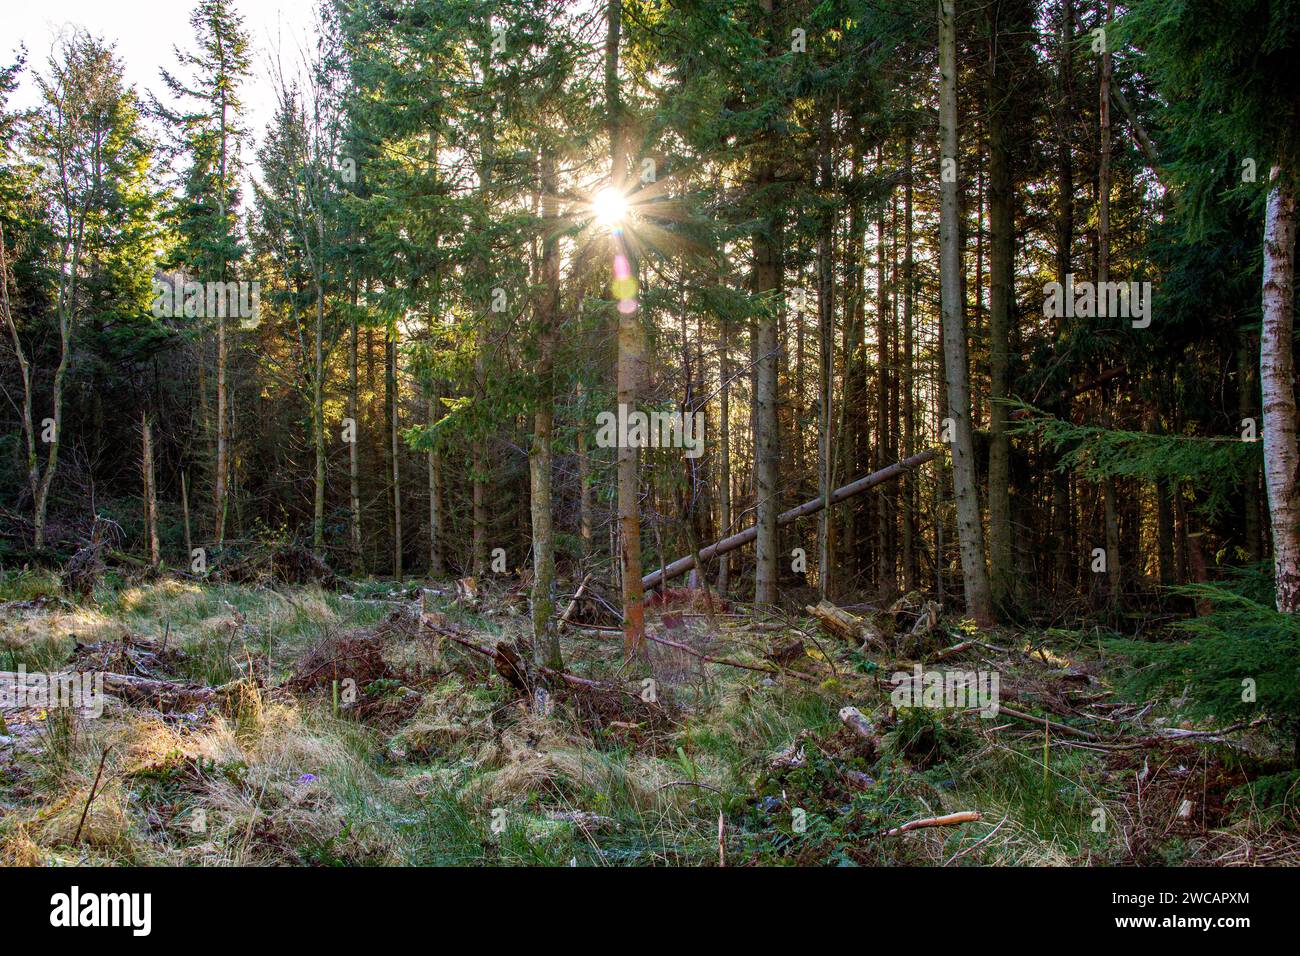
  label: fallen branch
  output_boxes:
[989,705,1101,742]
[926,640,977,663]
[883,811,982,837]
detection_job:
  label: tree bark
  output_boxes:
[1098,0,1121,610]
[349,282,363,567]
[986,2,1015,607]
[718,280,733,595]
[388,320,402,578]
[312,279,326,552]
[530,148,563,671]
[876,145,895,596]
[608,0,646,657]
[753,180,782,606]
[939,0,994,624]
[141,413,160,566]
[817,122,835,600]
[1261,163,1300,612]
[1051,0,1075,594]
[902,135,917,591]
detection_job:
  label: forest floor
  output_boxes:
[1,562,1297,866]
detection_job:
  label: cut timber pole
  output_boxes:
[638,366,1126,594]
[642,448,939,592]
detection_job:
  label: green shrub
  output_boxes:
[1108,571,1300,761]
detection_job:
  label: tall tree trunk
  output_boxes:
[181,471,192,566]
[608,0,646,656]
[530,149,563,671]
[840,142,864,583]
[1052,0,1075,594]
[472,437,487,576]
[1156,480,1176,585]
[428,391,444,576]
[986,2,1015,607]
[939,0,994,625]
[349,284,362,567]
[753,177,781,606]
[902,136,917,592]
[33,224,81,551]
[817,123,835,600]
[388,320,402,578]
[718,292,733,594]
[1098,0,1121,609]
[577,385,593,557]
[876,145,895,596]
[141,413,159,566]
[1237,332,1262,564]
[313,280,326,552]
[214,90,230,549]
[1261,163,1300,612]
[0,224,39,511]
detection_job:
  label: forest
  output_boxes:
[0,0,1298,870]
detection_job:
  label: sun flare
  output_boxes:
[591,187,629,228]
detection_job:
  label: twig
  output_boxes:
[74,745,112,843]
[988,705,1102,741]
[657,780,724,794]
[944,814,1009,864]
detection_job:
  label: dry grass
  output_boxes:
[3,573,1297,867]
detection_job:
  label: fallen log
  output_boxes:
[642,449,939,591]
[806,600,885,648]
[1,670,229,713]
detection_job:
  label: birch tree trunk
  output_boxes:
[1261,163,1300,612]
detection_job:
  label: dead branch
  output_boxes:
[883,811,982,837]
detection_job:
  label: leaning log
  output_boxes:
[641,448,939,591]
[640,367,1127,593]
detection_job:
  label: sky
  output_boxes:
[5,0,321,150]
